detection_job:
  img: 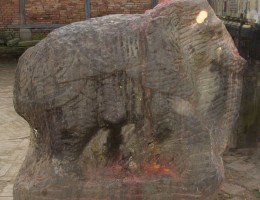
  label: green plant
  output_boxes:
[0,30,16,43]
[253,189,260,199]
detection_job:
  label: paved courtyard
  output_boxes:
[0,57,259,199]
[0,58,29,200]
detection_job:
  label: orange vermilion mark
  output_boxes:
[145,162,171,174]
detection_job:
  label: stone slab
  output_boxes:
[221,183,246,195]
[223,155,239,163]
[242,180,260,190]
[226,160,255,172]
[0,184,13,197]
[230,197,244,200]
[19,29,32,41]
[0,164,12,177]
[247,168,260,180]
[0,58,30,199]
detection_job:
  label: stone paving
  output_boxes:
[0,58,29,200]
[216,149,260,200]
[0,57,259,199]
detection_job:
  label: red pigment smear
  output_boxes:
[112,164,123,173]
[145,10,152,14]
[233,50,240,57]
[125,193,144,198]
[84,161,180,183]
[145,0,174,13]
[159,0,174,3]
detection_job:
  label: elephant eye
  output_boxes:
[217,30,223,37]
[210,31,222,40]
[206,23,223,40]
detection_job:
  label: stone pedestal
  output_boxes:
[19,29,32,41]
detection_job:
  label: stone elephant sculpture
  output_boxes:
[13,0,245,199]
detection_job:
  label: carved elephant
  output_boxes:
[13,0,245,199]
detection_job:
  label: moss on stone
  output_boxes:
[18,40,40,47]
[7,38,20,47]
[0,31,16,42]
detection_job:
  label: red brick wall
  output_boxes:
[0,0,153,34]
[90,0,152,17]
[0,0,20,29]
[25,0,85,24]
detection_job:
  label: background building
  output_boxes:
[208,0,260,149]
[0,0,158,39]
[208,0,260,22]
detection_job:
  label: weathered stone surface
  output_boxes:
[226,160,255,172]
[13,0,246,199]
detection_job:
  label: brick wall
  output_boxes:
[90,0,152,17]
[0,0,153,29]
[0,0,154,38]
[25,0,85,24]
[0,0,19,29]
